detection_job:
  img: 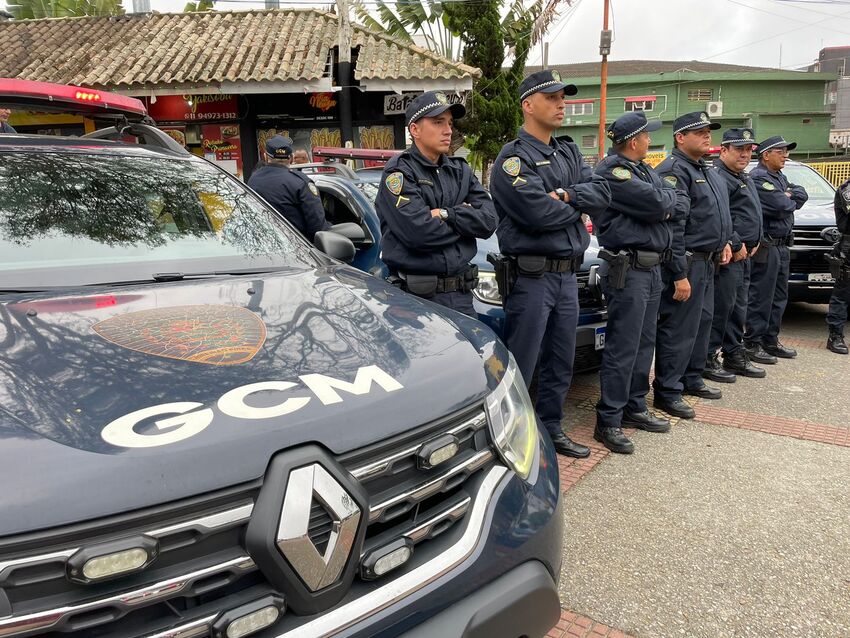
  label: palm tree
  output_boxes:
[6,0,124,19]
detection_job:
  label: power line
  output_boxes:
[724,0,850,37]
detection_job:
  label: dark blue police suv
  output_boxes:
[0,80,563,638]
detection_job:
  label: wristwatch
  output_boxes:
[439,208,449,221]
[555,188,567,202]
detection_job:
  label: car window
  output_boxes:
[0,151,319,289]
[320,189,361,225]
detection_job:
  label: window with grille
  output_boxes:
[581,135,597,148]
[567,102,594,116]
[687,88,714,102]
[626,100,654,112]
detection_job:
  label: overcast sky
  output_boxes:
[102,0,850,71]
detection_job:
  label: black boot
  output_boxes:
[722,349,766,378]
[549,431,591,458]
[653,397,696,419]
[683,384,723,400]
[744,342,779,365]
[622,410,671,433]
[827,330,849,355]
[593,426,634,454]
[763,341,797,359]
[702,353,737,383]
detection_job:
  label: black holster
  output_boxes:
[826,250,850,283]
[486,253,517,298]
[685,250,694,273]
[599,248,630,289]
[401,273,439,298]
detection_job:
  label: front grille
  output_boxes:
[792,225,833,248]
[576,270,604,308]
[0,405,496,638]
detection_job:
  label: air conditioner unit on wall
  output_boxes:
[707,101,724,117]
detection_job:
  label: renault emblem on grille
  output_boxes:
[276,464,361,592]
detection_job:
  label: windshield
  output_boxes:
[748,161,835,202]
[0,151,319,289]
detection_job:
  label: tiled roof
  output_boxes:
[0,9,479,90]
[545,59,777,78]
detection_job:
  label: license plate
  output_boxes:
[808,273,835,283]
[594,326,606,350]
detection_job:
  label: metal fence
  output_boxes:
[806,162,850,187]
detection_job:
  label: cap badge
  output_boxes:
[700,112,709,122]
[434,91,448,105]
[551,70,561,82]
[743,130,752,140]
[606,129,615,139]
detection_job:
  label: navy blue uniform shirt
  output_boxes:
[656,148,733,279]
[375,143,497,276]
[712,158,764,251]
[748,162,808,238]
[247,164,330,240]
[491,128,611,258]
[593,150,686,253]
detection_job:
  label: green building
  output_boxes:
[544,60,837,162]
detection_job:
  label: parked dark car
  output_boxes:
[747,160,838,303]
[0,80,564,638]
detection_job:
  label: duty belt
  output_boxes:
[689,251,717,262]
[542,257,582,273]
[762,235,793,247]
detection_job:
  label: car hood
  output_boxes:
[794,198,836,226]
[0,266,505,535]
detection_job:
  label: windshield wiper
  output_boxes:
[151,266,296,282]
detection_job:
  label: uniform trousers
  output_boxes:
[745,244,790,346]
[709,259,751,355]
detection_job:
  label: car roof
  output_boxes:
[0,134,195,160]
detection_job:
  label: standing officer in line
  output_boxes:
[247,135,330,241]
[592,111,687,454]
[490,70,611,458]
[654,112,733,419]
[745,136,808,360]
[375,91,497,318]
[825,180,850,354]
[705,128,768,379]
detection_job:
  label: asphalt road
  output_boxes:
[558,302,850,638]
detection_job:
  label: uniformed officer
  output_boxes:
[705,128,768,379]
[247,135,330,241]
[745,136,808,360]
[826,179,850,354]
[375,91,497,318]
[490,70,612,458]
[654,112,733,419]
[593,111,686,454]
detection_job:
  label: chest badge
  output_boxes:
[612,167,631,181]
[762,181,776,191]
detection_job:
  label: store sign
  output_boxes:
[309,92,338,113]
[202,124,243,179]
[149,94,238,122]
[383,92,467,116]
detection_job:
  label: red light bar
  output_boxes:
[312,146,402,162]
[0,79,146,118]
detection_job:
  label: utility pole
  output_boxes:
[337,0,354,149]
[597,0,611,160]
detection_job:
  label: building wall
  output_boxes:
[557,76,833,158]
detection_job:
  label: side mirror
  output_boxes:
[330,222,367,244]
[314,230,357,263]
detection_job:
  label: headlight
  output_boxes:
[485,355,539,481]
[472,271,502,305]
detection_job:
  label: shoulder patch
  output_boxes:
[386,172,404,196]
[841,185,850,202]
[762,181,775,191]
[502,156,521,177]
[307,182,319,196]
[663,175,678,187]
[611,167,631,181]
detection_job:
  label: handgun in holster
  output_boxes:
[825,249,849,282]
[598,248,630,290]
[486,253,517,298]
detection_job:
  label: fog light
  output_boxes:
[83,549,148,580]
[226,606,280,638]
[416,434,460,470]
[360,538,413,580]
[67,536,158,584]
[212,596,285,638]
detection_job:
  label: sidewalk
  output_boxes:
[547,303,850,638]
